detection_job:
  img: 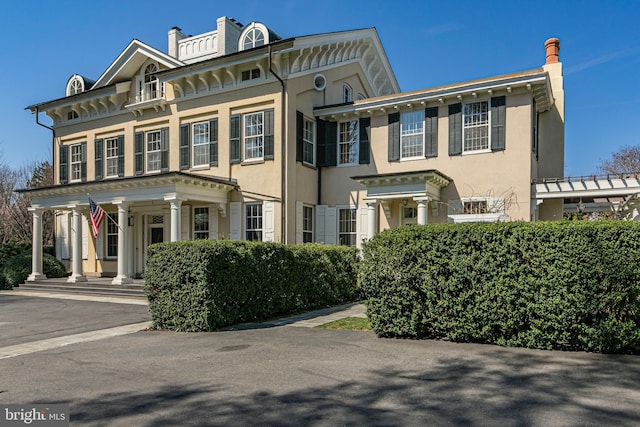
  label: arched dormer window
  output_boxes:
[239,22,270,51]
[66,75,85,96]
[343,84,353,103]
[136,61,163,102]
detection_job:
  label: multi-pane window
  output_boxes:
[146,130,161,172]
[464,200,489,214]
[241,68,260,81]
[303,118,315,165]
[105,138,118,177]
[244,112,264,160]
[245,203,262,241]
[401,111,424,158]
[338,208,357,247]
[243,28,265,50]
[463,101,490,152]
[303,205,313,243]
[107,213,118,257]
[193,122,210,167]
[70,144,82,182]
[193,207,209,240]
[343,84,353,103]
[338,121,359,165]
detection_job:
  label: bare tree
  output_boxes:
[598,145,640,175]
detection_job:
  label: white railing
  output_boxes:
[129,81,165,104]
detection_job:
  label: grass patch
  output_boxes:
[316,317,372,331]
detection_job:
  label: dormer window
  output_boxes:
[132,61,164,103]
[66,75,85,96]
[343,84,353,103]
[239,22,271,51]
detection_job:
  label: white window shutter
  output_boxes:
[59,213,70,259]
[262,200,275,242]
[181,205,191,241]
[325,207,337,245]
[209,204,219,240]
[82,215,89,259]
[315,205,327,243]
[229,202,242,240]
[357,207,368,249]
[295,201,304,244]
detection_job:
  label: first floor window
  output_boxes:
[146,130,161,172]
[303,118,315,165]
[464,200,489,214]
[303,205,313,243]
[105,138,118,177]
[193,207,209,240]
[70,144,82,181]
[338,208,357,247]
[245,203,262,241]
[401,111,424,158]
[463,101,490,152]
[338,120,359,165]
[244,112,264,160]
[193,122,210,167]
[107,213,118,257]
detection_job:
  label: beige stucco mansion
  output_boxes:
[23,17,564,283]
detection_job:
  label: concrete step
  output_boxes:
[16,281,147,299]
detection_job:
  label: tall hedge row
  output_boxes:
[145,240,359,331]
[360,221,640,353]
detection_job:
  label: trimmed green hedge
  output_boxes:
[0,253,67,289]
[361,221,640,353]
[145,240,360,331]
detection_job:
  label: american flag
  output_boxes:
[89,197,105,238]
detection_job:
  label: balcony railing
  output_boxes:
[129,81,165,104]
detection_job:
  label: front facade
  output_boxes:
[23,17,564,283]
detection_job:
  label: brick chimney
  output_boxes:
[544,38,560,64]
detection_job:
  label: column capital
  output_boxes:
[413,196,432,203]
[28,206,45,213]
[112,200,130,207]
[363,198,378,207]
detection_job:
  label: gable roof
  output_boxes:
[92,39,185,88]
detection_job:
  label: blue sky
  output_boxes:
[2,0,639,176]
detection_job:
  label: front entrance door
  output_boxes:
[150,227,164,244]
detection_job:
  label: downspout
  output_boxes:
[34,105,56,179]
[269,44,287,243]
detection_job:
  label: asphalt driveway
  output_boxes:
[1,293,639,426]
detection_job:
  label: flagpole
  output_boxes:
[87,193,123,232]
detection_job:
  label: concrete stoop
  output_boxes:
[16,279,146,299]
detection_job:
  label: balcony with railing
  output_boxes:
[125,80,166,116]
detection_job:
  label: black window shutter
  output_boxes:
[160,127,169,172]
[94,139,103,180]
[264,109,274,160]
[210,118,218,166]
[135,132,144,175]
[425,107,438,158]
[491,96,506,151]
[448,103,462,156]
[117,135,125,177]
[296,111,304,162]
[388,112,400,162]
[316,120,337,167]
[230,114,241,164]
[180,123,190,170]
[80,141,87,182]
[359,117,371,164]
[59,145,68,184]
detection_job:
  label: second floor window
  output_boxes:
[401,111,424,159]
[192,122,210,167]
[338,120,359,165]
[70,144,83,182]
[463,101,490,153]
[105,138,118,177]
[244,112,264,161]
[146,130,162,172]
[303,118,315,165]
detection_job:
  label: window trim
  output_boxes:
[343,84,353,103]
[243,111,264,162]
[302,204,314,243]
[192,121,210,168]
[105,137,119,178]
[193,206,210,240]
[337,120,359,166]
[337,206,357,247]
[70,143,83,183]
[462,99,492,155]
[400,110,425,160]
[146,130,162,173]
[302,117,316,166]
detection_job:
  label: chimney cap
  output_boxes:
[544,37,560,65]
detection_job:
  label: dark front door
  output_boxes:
[151,227,164,244]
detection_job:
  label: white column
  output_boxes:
[112,201,132,285]
[366,200,377,240]
[415,197,430,225]
[168,199,182,242]
[68,205,87,283]
[127,212,135,278]
[27,207,47,281]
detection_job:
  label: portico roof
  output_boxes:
[351,170,451,201]
[18,172,238,209]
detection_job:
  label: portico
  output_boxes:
[19,172,237,284]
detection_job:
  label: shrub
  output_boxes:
[0,253,68,289]
[361,221,640,354]
[145,240,360,331]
